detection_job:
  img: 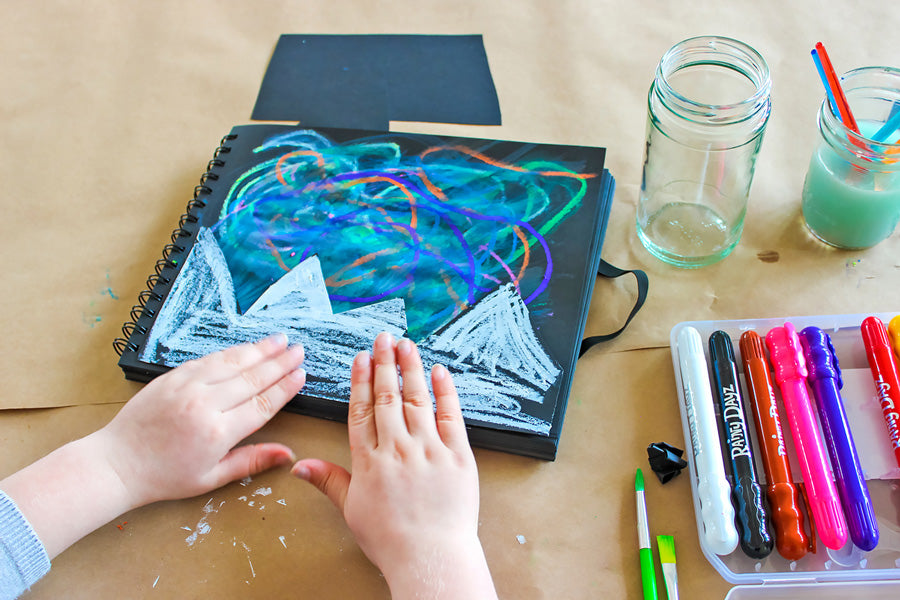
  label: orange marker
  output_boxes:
[739,331,810,560]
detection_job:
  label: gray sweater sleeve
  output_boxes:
[0,490,50,600]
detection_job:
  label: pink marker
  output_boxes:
[765,322,848,550]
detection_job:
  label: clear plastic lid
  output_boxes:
[670,312,900,588]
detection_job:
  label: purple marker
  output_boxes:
[799,326,879,551]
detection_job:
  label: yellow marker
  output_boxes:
[889,315,900,364]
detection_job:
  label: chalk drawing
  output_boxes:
[143,229,558,434]
[139,128,600,435]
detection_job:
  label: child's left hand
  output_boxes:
[100,333,307,506]
[0,333,306,559]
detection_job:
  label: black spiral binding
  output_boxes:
[113,134,237,358]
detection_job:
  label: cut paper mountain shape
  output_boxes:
[141,228,561,434]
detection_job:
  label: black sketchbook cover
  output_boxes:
[115,124,614,460]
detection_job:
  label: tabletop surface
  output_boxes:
[2,1,899,598]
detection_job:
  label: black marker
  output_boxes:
[709,330,773,559]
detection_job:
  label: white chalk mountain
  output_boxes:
[141,228,561,434]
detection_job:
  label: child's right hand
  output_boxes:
[292,332,497,599]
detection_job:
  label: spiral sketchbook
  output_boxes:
[115,124,614,460]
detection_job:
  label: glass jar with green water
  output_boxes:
[637,36,771,268]
[801,66,900,249]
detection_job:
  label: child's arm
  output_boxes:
[293,333,498,600]
[0,333,306,561]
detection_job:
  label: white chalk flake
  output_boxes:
[184,498,218,547]
[141,228,560,434]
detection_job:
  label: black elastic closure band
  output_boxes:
[579,260,649,357]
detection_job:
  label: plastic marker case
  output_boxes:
[669,313,900,599]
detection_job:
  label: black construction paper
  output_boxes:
[251,34,502,129]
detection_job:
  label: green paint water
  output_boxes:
[801,122,900,249]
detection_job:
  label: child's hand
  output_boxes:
[1,334,306,559]
[292,332,497,599]
[101,333,306,506]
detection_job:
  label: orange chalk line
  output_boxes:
[263,238,292,273]
[419,145,597,180]
[440,270,467,313]
[325,248,397,288]
[275,150,326,187]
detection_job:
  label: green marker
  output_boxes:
[635,468,658,600]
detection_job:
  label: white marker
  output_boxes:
[677,326,739,555]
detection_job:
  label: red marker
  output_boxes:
[861,316,900,470]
